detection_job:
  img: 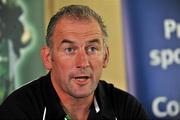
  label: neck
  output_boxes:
[61,95,93,120]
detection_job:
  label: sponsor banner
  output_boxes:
[122,0,180,119]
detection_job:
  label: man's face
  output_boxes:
[43,17,109,98]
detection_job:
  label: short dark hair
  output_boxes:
[46,5,108,47]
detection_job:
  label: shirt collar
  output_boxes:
[93,96,100,113]
[95,81,116,119]
[43,73,66,119]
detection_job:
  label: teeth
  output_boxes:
[75,76,89,80]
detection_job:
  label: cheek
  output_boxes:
[55,59,72,74]
[56,56,76,76]
[91,57,105,73]
[92,55,104,66]
[52,60,72,86]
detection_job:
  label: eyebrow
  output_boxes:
[61,38,101,45]
[87,39,101,44]
[61,39,75,44]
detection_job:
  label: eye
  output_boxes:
[64,47,75,54]
[87,46,98,53]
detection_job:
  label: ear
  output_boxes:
[41,46,52,70]
[103,46,109,68]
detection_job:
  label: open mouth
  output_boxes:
[74,76,90,81]
[73,76,91,86]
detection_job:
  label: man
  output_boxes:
[0,5,148,120]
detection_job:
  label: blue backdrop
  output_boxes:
[122,0,180,119]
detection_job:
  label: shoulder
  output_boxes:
[98,80,137,104]
[98,80,131,99]
[0,74,49,119]
[98,80,149,119]
[6,74,47,102]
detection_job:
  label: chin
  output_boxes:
[71,91,94,98]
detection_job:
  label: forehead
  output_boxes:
[52,16,103,42]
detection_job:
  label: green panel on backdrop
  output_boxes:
[0,0,45,103]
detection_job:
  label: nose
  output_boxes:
[76,49,90,68]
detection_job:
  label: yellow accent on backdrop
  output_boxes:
[45,0,127,91]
